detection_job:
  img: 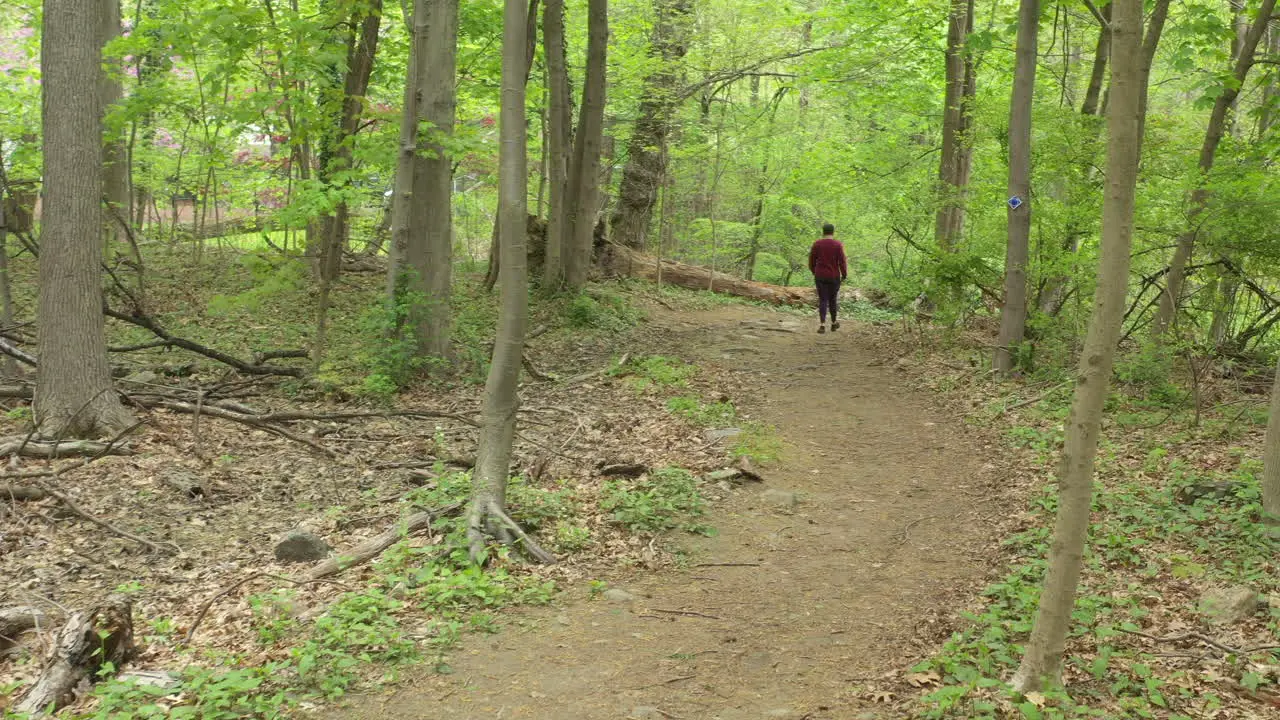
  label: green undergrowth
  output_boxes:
[911,390,1280,719]
[63,462,714,719]
[608,354,783,464]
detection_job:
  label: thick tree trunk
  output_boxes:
[35,0,135,439]
[1010,0,1143,691]
[994,0,1039,374]
[609,0,691,250]
[1263,351,1280,526]
[933,0,974,253]
[541,0,572,291]
[1151,0,1275,340]
[402,0,456,358]
[563,0,609,292]
[469,0,553,565]
[387,0,428,310]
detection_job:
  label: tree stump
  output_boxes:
[15,596,134,716]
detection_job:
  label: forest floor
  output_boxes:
[318,304,1019,720]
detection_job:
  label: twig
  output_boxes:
[563,353,629,386]
[650,608,723,620]
[999,381,1070,414]
[130,398,336,457]
[692,562,760,567]
[183,572,354,645]
[104,307,304,377]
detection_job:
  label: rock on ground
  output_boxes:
[1198,586,1261,626]
[274,529,331,563]
[603,588,636,604]
[760,488,798,508]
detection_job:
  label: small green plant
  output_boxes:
[5,406,31,422]
[666,395,737,425]
[730,423,783,464]
[552,521,593,552]
[587,579,609,597]
[613,355,698,391]
[601,467,711,535]
[562,290,644,332]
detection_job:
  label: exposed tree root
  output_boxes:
[0,437,133,459]
[301,501,464,581]
[466,498,556,565]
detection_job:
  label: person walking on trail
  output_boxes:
[809,223,847,333]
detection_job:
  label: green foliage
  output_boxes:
[612,355,698,391]
[89,664,290,720]
[666,395,737,425]
[601,467,711,535]
[206,254,309,316]
[562,290,645,332]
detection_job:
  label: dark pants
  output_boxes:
[816,278,841,323]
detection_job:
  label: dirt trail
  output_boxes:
[325,305,1004,720]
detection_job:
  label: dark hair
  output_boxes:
[822,223,835,235]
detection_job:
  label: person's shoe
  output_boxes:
[817,324,826,334]
[831,321,840,332]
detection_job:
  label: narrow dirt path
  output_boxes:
[326,305,1005,719]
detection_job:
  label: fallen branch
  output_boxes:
[15,596,134,716]
[104,307,304,377]
[131,398,335,458]
[0,337,37,367]
[1000,381,1071,415]
[0,606,47,650]
[0,384,33,399]
[649,608,723,620]
[563,353,629,386]
[301,502,464,581]
[28,476,173,553]
[0,437,133,459]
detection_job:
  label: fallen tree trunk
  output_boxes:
[0,484,48,501]
[600,244,866,306]
[0,606,47,652]
[15,596,134,716]
[0,438,133,459]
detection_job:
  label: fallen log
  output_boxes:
[0,438,133,459]
[15,596,134,716]
[600,244,868,307]
[0,484,48,501]
[300,502,463,581]
[0,605,47,652]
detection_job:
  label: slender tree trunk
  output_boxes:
[402,0,456,359]
[386,0,428,313]
[563,0,608,291]
[0,164,14,378]
[609,0,691,250]
[1010,0,1143,691]
[100,0,129,246]
[482,0,542,293]
[1151,0,1276,340]
[994,0,1039,374]
[313,0,383,368]
[1263,350,1280,526]
[541,0,572,292]
[468,0,553,565]
[35,0,135,438]
[933,0,974,253]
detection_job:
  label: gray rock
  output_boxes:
[1199,586,1261,626]
[389,582,408,600]
[705,468,743,482]
[765,711,796,719]
[704,428,743,443]
[273,530,331,563]
[716,481,734,493]
[602,588,636,604]
[123,370,160,385]
[761,489,798,508]
[630,708,662,719]
[854,714,879,720]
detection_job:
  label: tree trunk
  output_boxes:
[541,0,572,292]
[312,0,382,368]
[1080,2,1110,117]
[482,0,542,293]
[1150,0,1275,340]
[609,0,691,250]
[402,0,456,359]
[933,0,974,253]
[993,0,1039,374]
[35,0,136,439]
[1262,350,1280,526]
[387,0,428,312]
[100,0,129,244]
[1010,0,1143,691]
[468,0,552,565]
[563,0,609,291]
[602,244,837,306]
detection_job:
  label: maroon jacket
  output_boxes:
[809,237,847,280]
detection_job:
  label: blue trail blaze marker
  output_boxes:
[1008,196,1024,210]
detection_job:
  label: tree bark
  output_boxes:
[15,596,134,716]
[312,0,383,369]
[100,0,130,248]
[387,0,428,312]
[1263,351,1280,526]
[1150,0,1275,340]
[35,0,136,439]
[1080,2,1110,117]
[1010,0,1143,691]
[563,0,609,291]
[469,0,553,565]
[541,0,573,292]
[993,0,1039,374]
[933,0,975,253]
[609,0,691,250]
[402,0,457,359]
